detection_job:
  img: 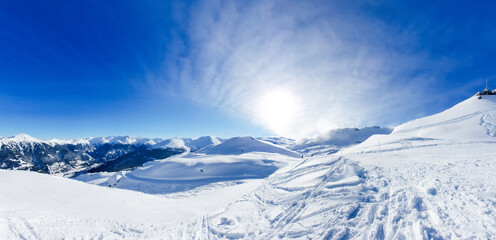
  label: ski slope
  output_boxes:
[0,169,260,239]
[2,95,496,239]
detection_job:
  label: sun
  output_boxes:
[256,88,300,136]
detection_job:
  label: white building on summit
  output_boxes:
[476,81,496,98]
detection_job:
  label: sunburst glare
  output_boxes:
[256,88,301,137]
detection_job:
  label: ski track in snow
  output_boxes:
[394,109,489,135]
[168,140,496,239]
[481,112,496,137]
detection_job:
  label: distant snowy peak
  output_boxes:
[88,136,141,145]
[87,135,185,146]
[196,136,222,145]
[0,133,224,151]
[153,138,187,150]
[0,134,43,149]
[152,136,223,151]
[3,134,90,147]
[0,133,40,143]
[295,126,393,149]
[393,95,496,140]
[48,138,90,146]
[257,136,296,149]
[86,136,223,150]
[198,136,300,158]
[185,136,222,151]
[0,134,225,174]
[143,139,157,145]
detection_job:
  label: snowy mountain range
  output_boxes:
[0,135,222,176]
[0,128,387,176]
[2,94,496,239]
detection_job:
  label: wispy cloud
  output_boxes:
[150,0,455,138]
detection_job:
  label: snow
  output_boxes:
[185,136,222,151]
[298,127,391,147]
[0,134,92,149]
[199,136,301,158]
[132,154,278,181]
[0,134,40,147]
[198,143,496,238]
[102,152,295,194]
[1,134,223,151]
[152,137,188,150]
[6,133,40,142]
[0,170,265,239]
[87,135,222,151]
[74,172,116,186]
[76,137,301,194]
[3,95,496,239]
[88,136,147,145]
[257,136,296,149]
[47,138,90,145]
[392,95,496,140]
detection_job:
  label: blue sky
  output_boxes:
[0,1,495,140]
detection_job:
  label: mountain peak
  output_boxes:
[187,136,222,149]
[7,133,40,142]
[88,136,139,145]
[198,136,300,157]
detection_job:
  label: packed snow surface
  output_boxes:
[2,95,496,239]
[0,170,265,239]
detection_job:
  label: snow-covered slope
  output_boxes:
[352,95,496,154]
[297,126,392,147]
[393,95,496,140]
[0,169,258,239]
[199,136,300,158]
[103,152,295,194]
